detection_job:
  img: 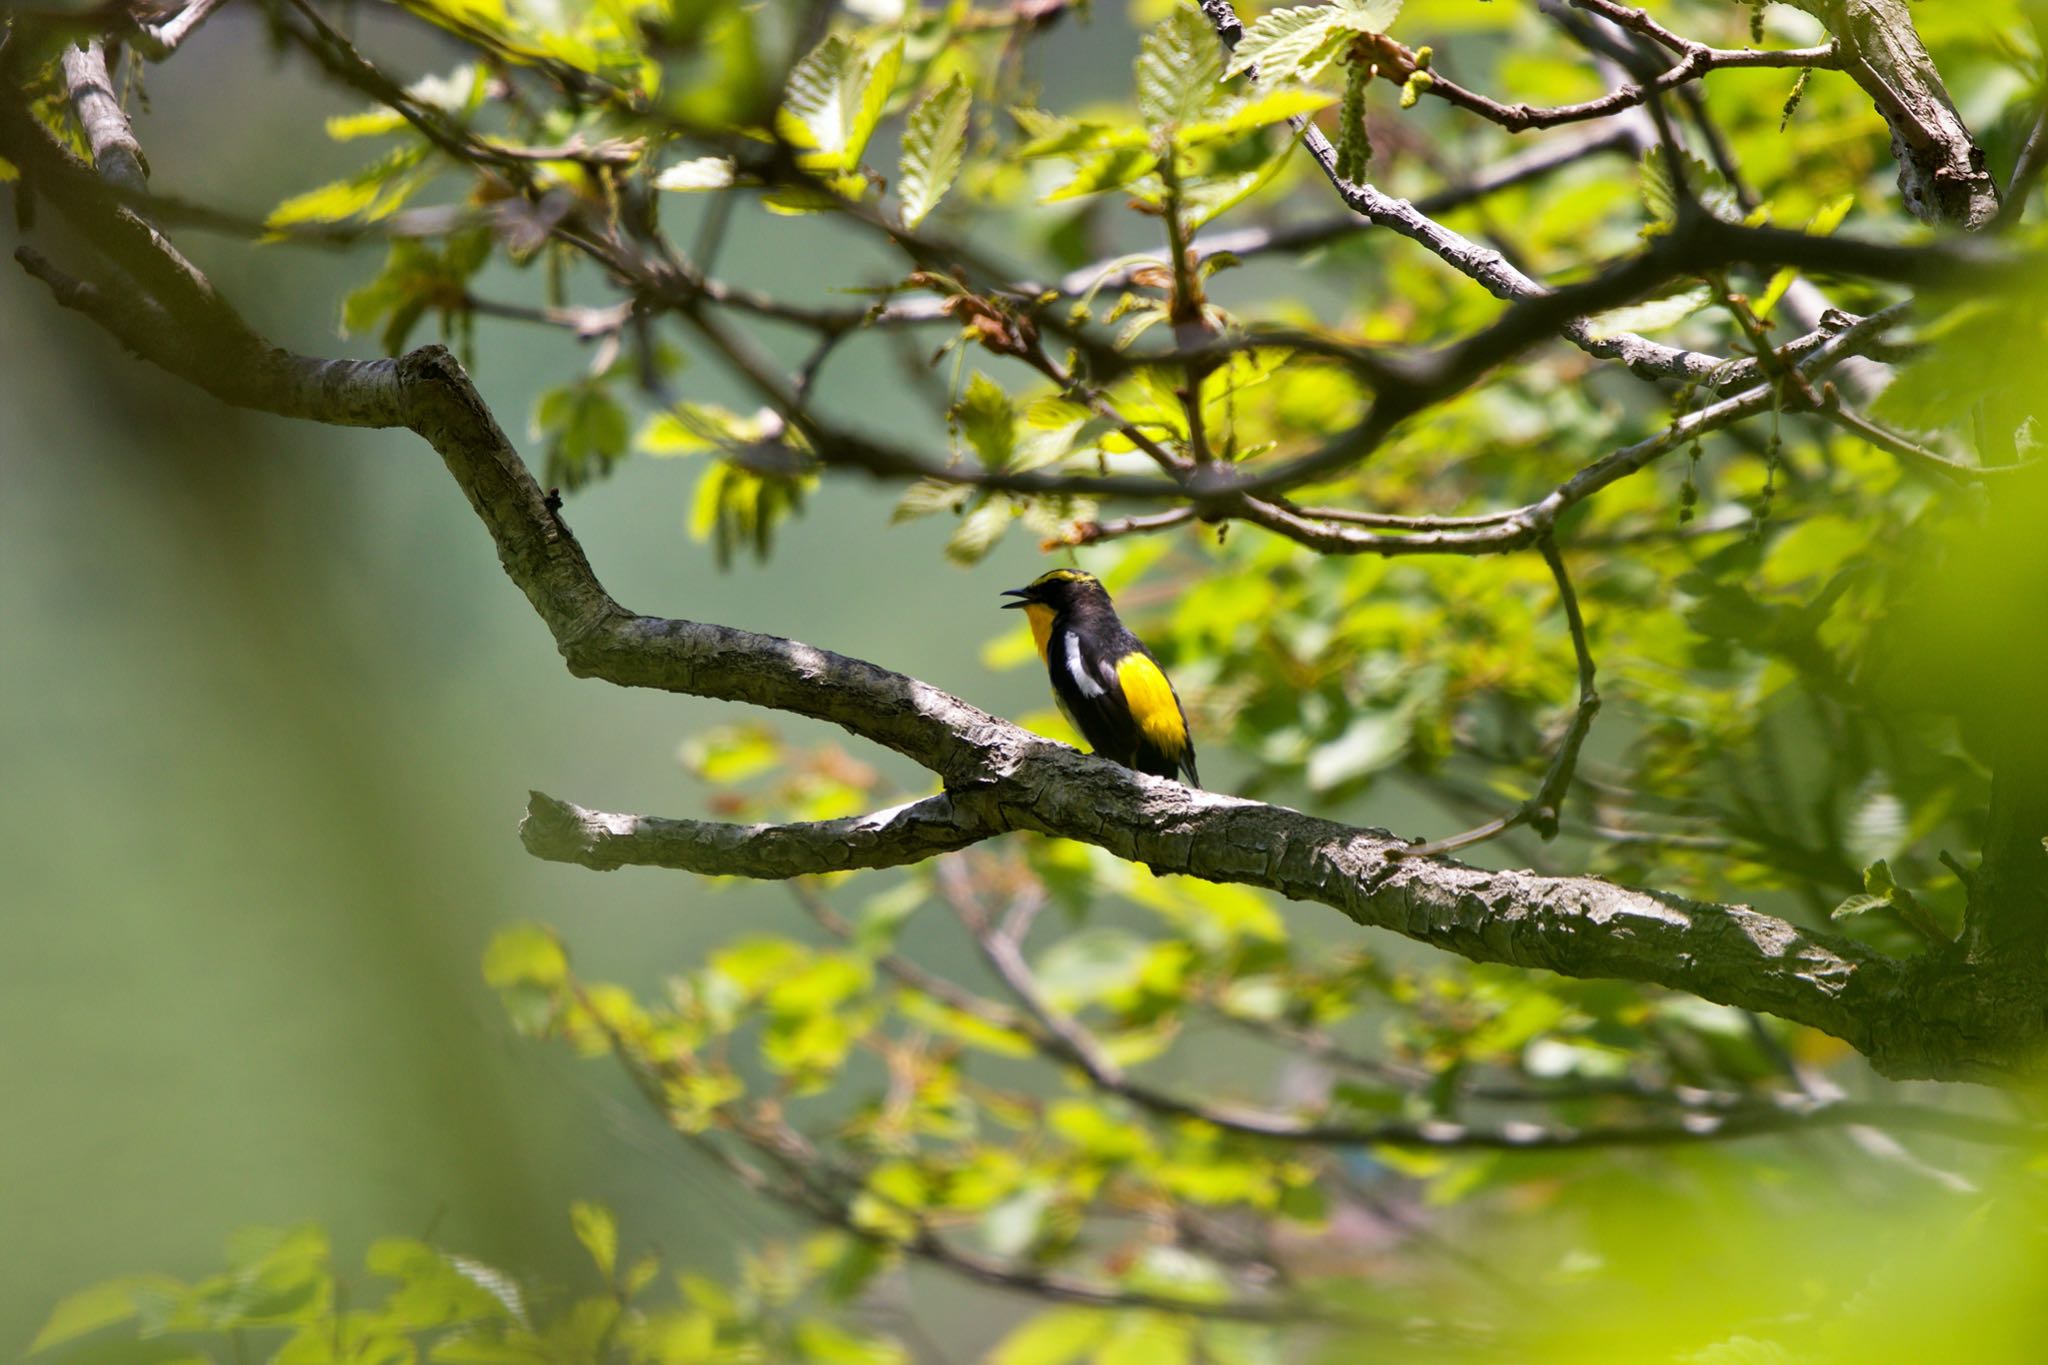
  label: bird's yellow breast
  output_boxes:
[1024,602,1056,662]
[1115,653,1187,754]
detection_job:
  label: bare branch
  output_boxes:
[1350,15,1835,135]
[60,40,148,195]
[130,0,235,60]
[521,790,997,875]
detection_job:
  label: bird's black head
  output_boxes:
[999,568,1109,615]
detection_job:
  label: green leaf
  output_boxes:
[899,77,971,228]
[793,1317,907,1365]
[367,1238,521,1329]
[1179,88,1338,146]
[1224,8,1346,85]
[988,1308,1111,1365]
[482,924,568,989]
[679,724,782,784]
[777,34,903,171]
[1226,0,1403,85]
[891,478,967,523]
[29,1279,158,1352]
[1639,145,1741,228]
[897,991,1038,1057]
[690,458,814,568]
[325,107,409,141]
[1035,928,1151,1010]
[944,497,1014,565]
[532,381,629,492]
[955,371,1016,467]
[1011,107,1120,159]
[268,145,430,227]
[1044,147,1158,202]
[1831,893,1889,920]
[571,1202,617,1278]
[1306,707,1412,790]
[1138,5,1225,130]
[1582,285,1713,341]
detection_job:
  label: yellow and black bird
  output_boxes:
[1001,569,1199,786]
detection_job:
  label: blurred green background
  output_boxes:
[12,7,2048,1363]
[0,9,1133,1348]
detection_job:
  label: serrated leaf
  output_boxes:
[1026,396,1092,430]
[1345,1,1406,31]
[1137,5,1225,130]
[1639,145,1741,227]
[1227,0,1402,85]
[777,35,903,171]
[954,371,1016,467]
[654,156,736,191]
[1831,893,1889,920]
[900,77,971,227]
[1225,8,1346,85]
[945,497,1013,565]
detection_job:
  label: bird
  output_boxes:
[1000,568,1200,786]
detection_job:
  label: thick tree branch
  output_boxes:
[11,39,2046,1084]
[60,40,148,195]
[938,861,2034,1150]
[1791,0,1999,229]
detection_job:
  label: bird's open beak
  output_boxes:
[999,587,1032,610]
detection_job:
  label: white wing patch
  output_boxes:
[1063,632,1105,697]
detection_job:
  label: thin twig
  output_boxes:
[1398,536,1600,857]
